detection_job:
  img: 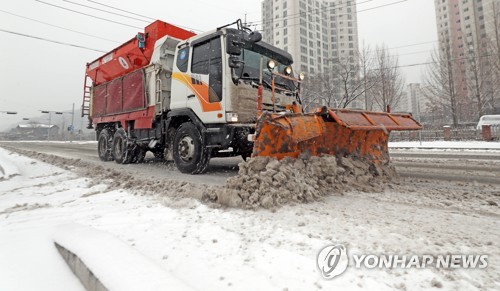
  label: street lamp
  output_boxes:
[40,110,63,140]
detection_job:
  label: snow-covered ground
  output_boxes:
[0,147,498,291]
[389,141,500,150]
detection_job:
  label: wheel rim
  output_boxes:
[178,135,195,162]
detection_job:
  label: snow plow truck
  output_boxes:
[82,20,421,174]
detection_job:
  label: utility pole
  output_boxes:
[80,105,84,141]
[70,103,75,143]
[41,110,63,141]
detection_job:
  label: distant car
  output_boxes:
[476,115,500,130]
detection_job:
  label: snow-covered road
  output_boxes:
[2,141,500,186]
[0,147,499,290]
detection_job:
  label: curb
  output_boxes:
[55,242,108,291]
[53,224,194,291]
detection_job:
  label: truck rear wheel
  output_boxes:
[113,128,132,164]
[173,123,210,174]
[97,129,114,161]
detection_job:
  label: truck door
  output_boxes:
[170,46,190,109]
[187,36,224,124]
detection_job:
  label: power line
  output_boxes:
[396,52,497,69]
[394,49,435,57]
[358,0,409,13]
[386,40,439,51]
[0,28,107,52]
[248,0,376,27]
[85,0,203,32]
[34,0,143,29]
[87,0,155,21]
[0,9,121,43]
[253,0,410,32]
[252,0,410,29]
[62,0,150,23]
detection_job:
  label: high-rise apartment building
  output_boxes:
[261,0,360,108]
[434,0,500,119]
[397,83,429,118]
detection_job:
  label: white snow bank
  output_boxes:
[0,148,20,180]
[389,141,500,150]
[54,224,194,291]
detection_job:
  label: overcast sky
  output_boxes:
[0,0,437,131]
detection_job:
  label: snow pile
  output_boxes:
[209,155,395,209]
[0,152,20,181]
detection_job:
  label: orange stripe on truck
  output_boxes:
[172,72,222,112]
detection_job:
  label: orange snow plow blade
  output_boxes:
[252,107,422,164]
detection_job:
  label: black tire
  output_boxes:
[97,129,114,161]
[173,123,210,174]
[112,128,132,164]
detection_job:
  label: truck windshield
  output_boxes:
[235,48,296,92]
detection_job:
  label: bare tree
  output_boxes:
[359,43,378,111]
[334,54,378,108]
[369,45,405,112]
[465,47,493,119]
[422,47,460,127]
[486,0,500,113]
[301,75,332,112]
[300,46,377,110]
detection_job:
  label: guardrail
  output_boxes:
[390,126,500,142]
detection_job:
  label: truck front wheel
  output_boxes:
[97,129,114,161]
[173,123,210,174]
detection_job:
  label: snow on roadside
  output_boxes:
[389,141,500,150]
[54,224,194,291]
[0,150,20,180]
[0,147,498,291]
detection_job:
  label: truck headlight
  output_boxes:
[267,60,276,70]
[226,113,239,123]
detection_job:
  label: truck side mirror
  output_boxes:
[228,56,244,69]
[226,35,243,56]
